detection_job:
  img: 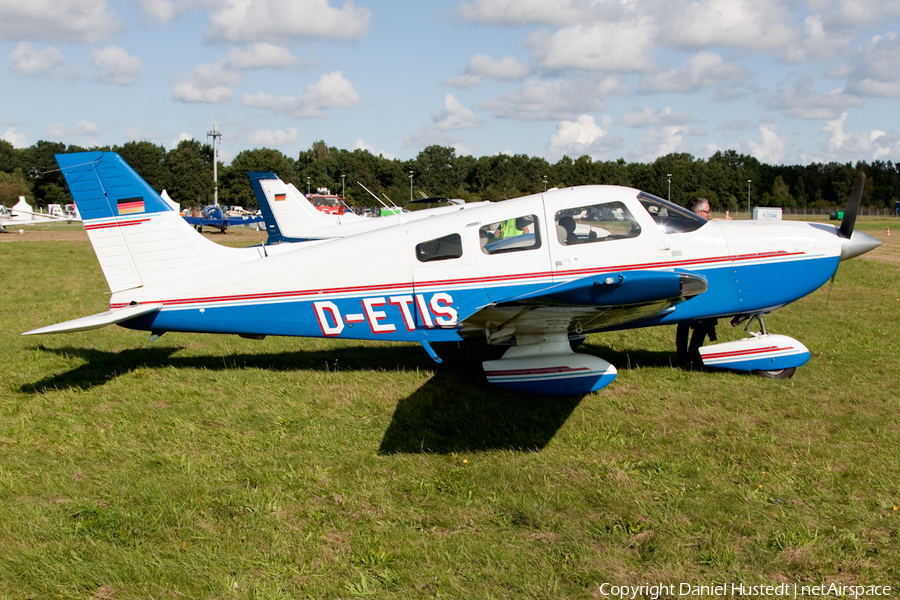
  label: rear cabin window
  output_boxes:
[479,215,541,254]
[554,201,641,245]
[416,233,462,262]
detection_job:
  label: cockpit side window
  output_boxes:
[416,233,462,262]
[479,215,541,254]
[554,201,641,245]
[637,192,707,234]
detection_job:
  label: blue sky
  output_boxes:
[2,0,900,166]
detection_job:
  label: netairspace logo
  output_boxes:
[598,582,892,599]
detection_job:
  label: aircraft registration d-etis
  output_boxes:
[24,152,881,395]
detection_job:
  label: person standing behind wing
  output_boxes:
[676,197,728,366]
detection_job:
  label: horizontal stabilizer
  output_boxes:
[22,303,162,336]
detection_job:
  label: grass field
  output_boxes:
[1,220,898,599]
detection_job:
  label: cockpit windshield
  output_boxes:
[637,192,708,234]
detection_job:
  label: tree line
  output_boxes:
[2,138,899,212]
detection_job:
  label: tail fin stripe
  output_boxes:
[85,218,151,231]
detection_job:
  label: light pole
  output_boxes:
[206,122,221,206]
[543,175,548,192]
[409,170,413,203]
[667,174,672,203]
[307,177,310,196]
[747,179,752,216]
[341,174,345,198]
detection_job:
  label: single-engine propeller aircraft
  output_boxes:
[23,151,881,395]
[248,171,482,243]
[182,203,265,233]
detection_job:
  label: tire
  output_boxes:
[753,367,796,379]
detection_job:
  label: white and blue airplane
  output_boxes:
[248,171,484,243]
[23,151,880,395]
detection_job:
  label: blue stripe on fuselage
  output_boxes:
[120,254,838,339]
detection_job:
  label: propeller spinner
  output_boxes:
[837,173,882,261]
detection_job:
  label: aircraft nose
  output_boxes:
[840,230,882,261]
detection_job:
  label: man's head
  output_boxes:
[687,197,710,218]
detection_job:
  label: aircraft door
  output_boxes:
[467,197,553,303]
[544,195,666,284]
[410,214,491,334]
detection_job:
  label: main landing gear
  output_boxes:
[481,332,617,395]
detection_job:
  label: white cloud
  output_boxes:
[354,138,395,160]
[242,71,361,117]
[44,119,102,143]
[628,126,688,162]
[622,106,694,129]
[246,127,299,146]
[640,52,748,94]
[429,94,480,130]
[446,54,531,87]
[444,74,483,89]
[481,77,622,121]
[527,21,656,72]
[547,114,620,159]
[817,112,900,161]
[90,45,143,85]
[170,132,194,149]
[662,0,797,55]
[403,94,481,151]
[226,43,303,70]
[1,127,27,148]
[206,0,372,44]
[172,63,241,104]
[0,0,123,43]
[761,75,864,119]
[134,0,176,23]
[8,43,82,79]
[455,0,612,27]
[747,121,788,164]
[843,33,900,97]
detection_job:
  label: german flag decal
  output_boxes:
[274,193,286,202]
[117,197,144,215]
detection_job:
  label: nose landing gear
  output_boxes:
[698,314,809,378]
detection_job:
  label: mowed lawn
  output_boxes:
[0,220,898,599]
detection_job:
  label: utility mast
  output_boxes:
[207,122,222,206]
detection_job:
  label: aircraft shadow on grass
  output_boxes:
[20,342,676,454]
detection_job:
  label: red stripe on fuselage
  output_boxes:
[108,250,814,310]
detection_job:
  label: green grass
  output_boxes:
[1,225,899,599]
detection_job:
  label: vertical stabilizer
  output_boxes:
[57,152,243,294]
[249,172,349,242]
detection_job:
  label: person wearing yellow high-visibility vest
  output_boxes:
[499,217,532,239]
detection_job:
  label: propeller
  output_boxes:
[826,172,870,306]
[839,172,865,239]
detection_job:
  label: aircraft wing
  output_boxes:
[460,270,707,337]
[181,216,204,227]
[22,303,163,336]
